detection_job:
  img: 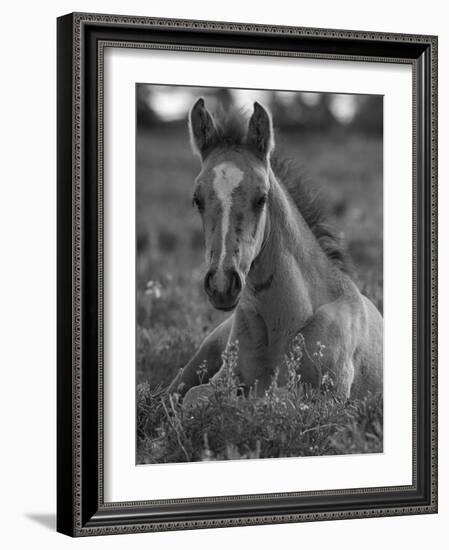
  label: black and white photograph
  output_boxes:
[136,84,384,464]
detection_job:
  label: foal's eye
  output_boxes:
[254,194,268,210]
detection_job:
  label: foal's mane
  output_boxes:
[209,106,349,273]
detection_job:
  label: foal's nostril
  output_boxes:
[229,270,242,297]
[204,270,215,296]
[204,269,241,306]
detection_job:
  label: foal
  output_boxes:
[167,98,383,402]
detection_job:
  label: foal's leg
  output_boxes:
[291,295,361,398]
[167,316,233,397]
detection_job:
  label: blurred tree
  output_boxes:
[271,92,339,131]
[351,95,383,135]
[307,94,338,130]
[214,88,233,111]
[136,85,382,135]
[137,86,161,128]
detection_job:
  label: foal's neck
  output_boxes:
[244,169,340,327]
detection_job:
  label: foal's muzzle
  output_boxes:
[204,268,242,311]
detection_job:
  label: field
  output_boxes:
[136,124,383,463]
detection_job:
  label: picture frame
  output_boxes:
[57,12,438,536]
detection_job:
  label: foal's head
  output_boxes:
[189,98,274,311]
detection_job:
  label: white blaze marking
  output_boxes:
[212,162,244,267]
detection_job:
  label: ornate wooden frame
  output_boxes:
[57,12,438,536]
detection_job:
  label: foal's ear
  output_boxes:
[247,102,274,160]
[189,98,217,159]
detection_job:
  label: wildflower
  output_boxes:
[313,340,326,359]
[145,280,162,299]
[284,333,305,390]
[321,372,335,391]
[220,340,240,386]
[195,361,208,384]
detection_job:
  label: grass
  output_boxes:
[137,341,383,463]
[136,125,383,463]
